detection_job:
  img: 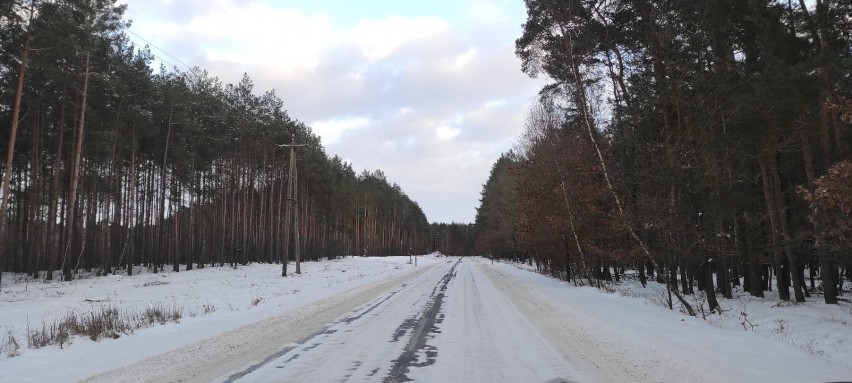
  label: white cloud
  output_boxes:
[436,125,462,140]
[345,16,450,61]
[310,117,370,145]
[121,0,547,223]
[483,99,507,108]
[451,48,478,70]
[138,1,336,72]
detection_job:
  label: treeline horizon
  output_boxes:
[0,0,432,287]
[474,0,851,311]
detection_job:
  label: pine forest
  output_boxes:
[474,0,852,310]
[2,0,852,315]
[0,0,431,286]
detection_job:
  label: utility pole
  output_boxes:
[280,133,306,276]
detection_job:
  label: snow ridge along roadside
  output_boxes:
[479,257,852,383]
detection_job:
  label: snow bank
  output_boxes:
[489,258,852,382]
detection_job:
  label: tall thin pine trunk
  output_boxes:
[63,53,90,282]
[0,8,32,287]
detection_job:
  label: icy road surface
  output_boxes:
[226,258,579,383]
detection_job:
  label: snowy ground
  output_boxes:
[492,258,852,381]
[619,272,852,366]
[2,255,851,382]
[500,259,852,368]
[0,255,441,382]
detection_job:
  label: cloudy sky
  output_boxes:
[121,0,546,224]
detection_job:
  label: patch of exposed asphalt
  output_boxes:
[384,259,460,383]
[392,318,420,342]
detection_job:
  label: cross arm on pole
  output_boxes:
[277,133,307,148]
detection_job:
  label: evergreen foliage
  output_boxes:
[476,0,852,306]
[0,1,429,285]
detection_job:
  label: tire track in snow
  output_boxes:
[407,259,581,382]
[384,259,461,383]
[222,281,412,382]
[221,259,456,382]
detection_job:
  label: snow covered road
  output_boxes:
[75,256,852,382]
[225,258,580,382]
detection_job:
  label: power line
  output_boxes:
[123,26,195,73]
[123,33,184,71]
[8,0,199,75]
[22,23,186,76]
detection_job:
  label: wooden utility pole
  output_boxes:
[280,134,305,276]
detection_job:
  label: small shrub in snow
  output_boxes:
[801,338,822,356]
[773,319,787,335]
[141,280,170,287]
[28,319,68,349]
[694,292,709,319]
[758,319,795,344]
[25,303,184,349]
[76,306,129,340]
[141,304,182,325]
[739,311,756,331]
[2,330,20,357]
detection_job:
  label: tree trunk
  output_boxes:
[759,152,790,301]
[768,148,805,302]
[703,260,720,312]
[158,107,174,274]
[0,11,32,288]
[799,124,838,303]
[562,233,571,282]
[127,123,137,276]
[63,53,90,282]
